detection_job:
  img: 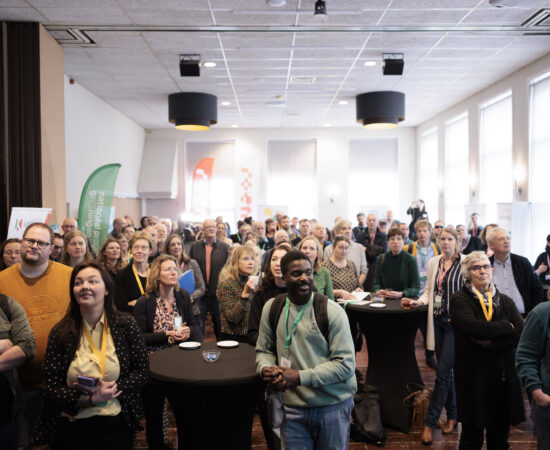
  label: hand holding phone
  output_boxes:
[76,375,98,391]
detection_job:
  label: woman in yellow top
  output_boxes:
[36,262,148,448]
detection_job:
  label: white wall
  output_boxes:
[416,51,550,260]
[145,126,416,228]
[64,76,145,218]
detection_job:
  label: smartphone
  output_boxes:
[76,375,97,388]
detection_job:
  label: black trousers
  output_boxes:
[53,414,132,450]
[142,381,171,450]
[459,381,511,450]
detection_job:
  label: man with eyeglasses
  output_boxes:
[431,220,444,244]
[0,223,71,448]
[488,227,544,316]
[60,217,77,235]
[49,233,64,262]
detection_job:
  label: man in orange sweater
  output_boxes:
[0,223,71,447]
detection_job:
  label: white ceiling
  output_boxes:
[2,0,550,128]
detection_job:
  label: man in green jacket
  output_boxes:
[256,250,357,449]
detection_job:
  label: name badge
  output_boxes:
[280,357,291,369]
[434,294,442,309]
[174,316,182,330]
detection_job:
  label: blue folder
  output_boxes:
[179,270,195,295]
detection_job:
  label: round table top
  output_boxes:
[345,298,428,315]
[149,341,258,386]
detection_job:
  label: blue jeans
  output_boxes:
[198,296,221,340]
[281,396,353,450]
[425,316,457,428]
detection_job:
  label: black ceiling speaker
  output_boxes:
[168,92,217,131]
[356,91,405,129]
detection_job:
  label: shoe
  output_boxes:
[426,356,438,370]
[441,419,457,435]
[421,426,433,445]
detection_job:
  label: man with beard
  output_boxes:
[0,223,71,447]
[256,250,357,449]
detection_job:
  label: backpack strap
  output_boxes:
[0,294,10,321]
[312,293,329,343]
[268,293,288,359]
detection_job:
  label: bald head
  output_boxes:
[62,218,78,234]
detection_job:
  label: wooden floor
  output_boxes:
[137,319,538,449]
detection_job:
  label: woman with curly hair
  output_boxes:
[98,238,127,279]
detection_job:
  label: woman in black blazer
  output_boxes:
[35,262,148,449]
[134,254,202,450]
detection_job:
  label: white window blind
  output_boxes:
[348,139,398,218]
[480,92,513,222]
[419,128,439,219]
[445,113,469,226]
[529,72,550,202]
[267,140,317,219]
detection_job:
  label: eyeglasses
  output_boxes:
[4,250,20,256]
[469,264,491,272]
[53,245,63,251]
[23,238,51,249]
[434,225,443,229]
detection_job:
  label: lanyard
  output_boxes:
[82,317,108,377]
[132,264,148,296]
[284,295,311,350]
[437,258,452,292]
[418,245,428,268]
[473,287,493,321]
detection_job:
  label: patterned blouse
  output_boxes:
[151,297,179,350]
[323,259,361,294]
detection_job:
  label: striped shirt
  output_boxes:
[434,255,464,317]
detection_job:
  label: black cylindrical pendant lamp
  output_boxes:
[168,92,217,131]
[356,91,405,130]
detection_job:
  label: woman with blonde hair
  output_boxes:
[216,244,258,342]
[134,254,201,450]
[403,226,464,444]
[98,238,126,279]
[298,236,334,299]
[115,231,154,313]
[62,230,93,268]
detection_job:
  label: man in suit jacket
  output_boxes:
[189,218,230,339]
[488,227,545,316]
[357,213,388,291]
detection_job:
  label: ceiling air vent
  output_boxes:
[290,76,316,84]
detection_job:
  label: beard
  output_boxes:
[21,252,41,265]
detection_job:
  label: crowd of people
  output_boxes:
[0,207,549,450]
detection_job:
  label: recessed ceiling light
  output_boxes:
[338,100,348,105]
[364,61,377,67]
[203,61,216,68]
[231,124,239,128]
[221,101,231,106]
[324,123,331,127]
[267,0,286,6]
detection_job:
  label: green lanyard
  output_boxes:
[418,245,428,269]
[284,294,312,350]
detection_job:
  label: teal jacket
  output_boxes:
[373,250,420,298]
[516,301,550,396]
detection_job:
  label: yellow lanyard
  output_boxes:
[82,317,108,377]
[473,287,493,321]
[132,264,148,296]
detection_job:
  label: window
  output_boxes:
[348,139,398,218]
[445,113,469,226]
[529,71,550,202]
[479,91,513,222]
[419,128,439,220]
[267,140,317,219]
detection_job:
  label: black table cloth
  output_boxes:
[150,342,259,450]
[346,299,428,433]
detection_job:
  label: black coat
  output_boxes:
[114,264,147,313]
[357,229,388,263]
[450,285,525,428]
[462,235,483,255]
[188,240,230,297]
[134,290,203,347]
[489,253,545,315]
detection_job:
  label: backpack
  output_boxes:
[402,383,432,429]
[350,384,387,446]
[268,293,329,356]
[0,294,13,426]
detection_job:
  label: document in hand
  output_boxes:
[179,270,196,295]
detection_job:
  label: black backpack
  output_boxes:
[350,384,387,446]
[0,294,14,427]
[268,293,329,355]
